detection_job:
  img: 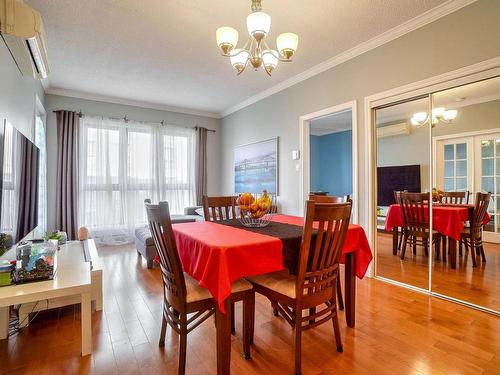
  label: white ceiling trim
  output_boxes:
[220,0,477,118]
[310,125,352,136]
[45,87,222,119]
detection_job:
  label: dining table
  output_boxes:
[172,214,372,375]
[384,203,490,268]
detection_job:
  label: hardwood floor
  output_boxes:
[377,232,500,311]
[1,243,500,374]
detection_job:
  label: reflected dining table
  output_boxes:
[385,203,490,269]
[172,214,372,374]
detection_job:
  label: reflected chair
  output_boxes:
[202,195,240,221]
[393,190,408,253]
[399,192,442,260]
[460,192,490,267]
[247,200,352,375]
[145,200,254,374]
[441,191,470,204]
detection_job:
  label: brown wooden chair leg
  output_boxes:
[331,305,343,353]
[401,234,408,260]
[459,240,463,256]
[178,314,187,375]
[243,291,255,353]
[468,239,477,268]
[272,301,279,317]
[159,313,167,347]
[309,307,316,324]
[294,310,302,375]
[230,302,236,334]
[337,276,344,311]
[480,244,486,262]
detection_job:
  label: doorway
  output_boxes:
[299,101,358,222]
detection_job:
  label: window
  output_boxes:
[79,117,195,245]
[443,142,468,192]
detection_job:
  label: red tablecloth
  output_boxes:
[173,216,372,312]
[384,204,490,241]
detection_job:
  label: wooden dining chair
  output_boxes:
[145,200,255,374]
[399,192,442,260]
[441,191,470,204]
[247,200,352,375]
[460,192,490,267]
[202,195,239,221]
[393,190,408,253]
[308,194,349,311]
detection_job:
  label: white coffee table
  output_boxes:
[0,252,93,356]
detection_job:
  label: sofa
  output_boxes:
[135,206,203,268]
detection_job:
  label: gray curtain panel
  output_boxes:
[55,110,79,240]
[195,127,208,206]
[15,136,40,242]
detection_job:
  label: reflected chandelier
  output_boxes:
[215,0,299,76]
[410,107,458,127]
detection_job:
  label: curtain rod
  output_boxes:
[52,110,216,132]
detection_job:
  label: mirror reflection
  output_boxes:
[375,97,431,289]
[432,76,500,311]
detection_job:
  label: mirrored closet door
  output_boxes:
[375,96,431,290]
[431,76,500,312]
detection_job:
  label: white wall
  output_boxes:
[0,39,45,141]
[220,0,500,232]
[43,94,221,231]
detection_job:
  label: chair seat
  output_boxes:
[246,270,297,299]
[185,273,252,303]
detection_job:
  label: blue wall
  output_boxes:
[310,130,352,196]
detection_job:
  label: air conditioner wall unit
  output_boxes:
[377,122,411,138]
[0,0,49,79]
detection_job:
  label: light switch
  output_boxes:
[292,150,300,160]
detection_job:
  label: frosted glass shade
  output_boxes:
[230,49,249,73]
[443,109,458,121]
[262,49,278,70]
[277,33,298,59]
[432,107,446,117]
[246,12,271,39]
[216,27,239,54]
[411,112,428,126]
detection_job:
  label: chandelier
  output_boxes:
[215,0,298,76]
[410,107,458,127]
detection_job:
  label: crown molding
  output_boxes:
[220,0,478,118]
[45,87,222,119]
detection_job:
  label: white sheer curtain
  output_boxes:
[78,116,195,245]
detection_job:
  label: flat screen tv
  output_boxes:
[377,165,420,206]
[0,120,40,244]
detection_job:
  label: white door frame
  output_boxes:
[364,56,500,308]
[299,100,358,223]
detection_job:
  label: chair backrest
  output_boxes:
[393,190,408,205]
[441,191,470,204]
[297,200,352,301]
[308,194,351,203]
[399,192,430,231]
[145,200,186,311]
[471,192,491,237]
[202,195,238,221]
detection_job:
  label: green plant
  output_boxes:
[44,231,62,241]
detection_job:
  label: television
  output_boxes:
[0,120,40,244]
[377,165,421,206]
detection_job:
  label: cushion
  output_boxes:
[185,273,253,303]
[246,270,297,299]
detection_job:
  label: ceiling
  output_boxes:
[27,0,453,117]
[310,110,352,136]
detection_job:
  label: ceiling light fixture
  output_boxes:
[410,107,458,127]
[215,0,298,76]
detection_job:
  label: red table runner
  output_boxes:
[384,204,490,241]
[172,216,372,312]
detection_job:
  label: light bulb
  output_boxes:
[230,49,249,74]
[262,50,278,75]
[216,27,239,55]
[412,112,428,125]
[246,11,271,41]
[277,33,298,60]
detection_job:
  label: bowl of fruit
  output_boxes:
[236,190,276,227]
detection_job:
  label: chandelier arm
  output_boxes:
[224,39,251,58]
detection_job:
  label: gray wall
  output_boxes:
[220,0,500,231]
[44,94,221,231]
[0,39,45,140]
